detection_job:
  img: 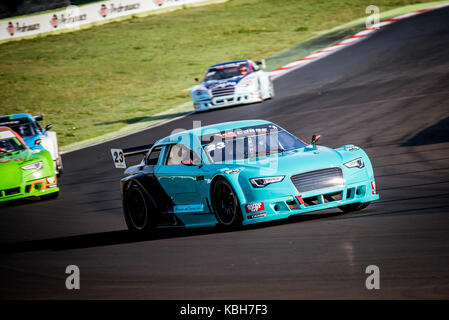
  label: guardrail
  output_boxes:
[1,0,209,42]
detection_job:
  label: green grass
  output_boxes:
[0,0,440,148]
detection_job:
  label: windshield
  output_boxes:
[204,63,251,81]
[201,124,307,164]
[0,119,37,137]
[0,137,26,154]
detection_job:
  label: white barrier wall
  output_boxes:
[0,0,209,41]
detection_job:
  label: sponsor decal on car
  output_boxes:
[247,212,267,219]
[224,168,240,174]
[210,82,237,89]
[173,204,204,213]
[245,202,265,213]
[0,158,25,164]
[344,145,360,151]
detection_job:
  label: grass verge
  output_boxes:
[0,0,444,151]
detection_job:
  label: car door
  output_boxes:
[155,143,206,213]
[135,145,174,213]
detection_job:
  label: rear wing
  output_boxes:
[111,144,153,169]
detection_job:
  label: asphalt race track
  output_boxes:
[1,7,449,299]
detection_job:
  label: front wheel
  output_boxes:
[211,177,242,228]
[338,202,370,213]
[124,184,156,233]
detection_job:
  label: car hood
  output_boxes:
[221,146,345,177]
[0,149,41,189]
[202,75,247,90]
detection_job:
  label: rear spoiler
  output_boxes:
[111,144,153,169]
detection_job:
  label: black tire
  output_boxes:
[41,191,59,200]
[211,177,242,227]
[338,202,370,213]
[124,184,156,233]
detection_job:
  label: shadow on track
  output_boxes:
[401,116,449,146]
[0,196,55,209]
[0,211,344,254]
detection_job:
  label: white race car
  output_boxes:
[191,59,274,112]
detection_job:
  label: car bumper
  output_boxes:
[240,179,379,225]
[193,91,262,111]
[0,176,59,202]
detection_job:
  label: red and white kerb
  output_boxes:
[269,3,449,79]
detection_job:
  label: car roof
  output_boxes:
[209,59,251,68]
[157,120,272,144]
[0,113,34,123]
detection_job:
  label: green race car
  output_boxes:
[0,126,59,202]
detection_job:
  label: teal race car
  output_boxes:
[112,120,379,232]
[0,126,59,203]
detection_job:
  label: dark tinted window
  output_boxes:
[204,62,251,81]
[146,146,162,165]
[201,124,307,164]
[0,137,26,153]
[0,118,37,137]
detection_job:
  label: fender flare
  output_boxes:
[209,174,247,206]
[122,177,159,213]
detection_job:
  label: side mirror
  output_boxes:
[34,139,42,147]
[256,59,266,69]
[45,124,53,131]
[311,134,321,145]
[34,115,43,121]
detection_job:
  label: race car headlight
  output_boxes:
[250,176,285,188]
[21,161,43,171]
[195,90,209,96]
[344,157,365,168]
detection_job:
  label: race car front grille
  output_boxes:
[211,87,235,97]
[3,187,20,196]
[291,167,344,193]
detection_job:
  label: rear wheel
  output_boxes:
[338,202,370,213]
[211,177,242,227]
[124,184,156,233]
